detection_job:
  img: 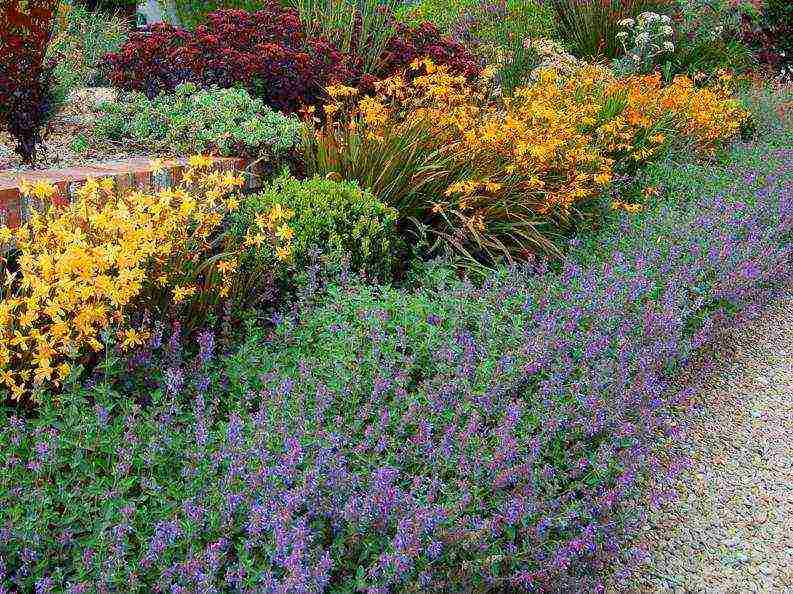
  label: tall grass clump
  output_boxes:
[170,0,268,28]
[289,0,404,77]
[550,0,672,58]
[48,1,130,92]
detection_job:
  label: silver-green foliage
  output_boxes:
[95,83,304,159]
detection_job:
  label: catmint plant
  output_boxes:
[0,131,790,591]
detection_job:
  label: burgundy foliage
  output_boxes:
[0,0,59,164]
[103,3,480,113]
[740,17,792,72]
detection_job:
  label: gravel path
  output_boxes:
[621,296,793,593]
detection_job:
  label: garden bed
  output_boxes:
[0,0,791,592]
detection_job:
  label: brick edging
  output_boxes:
[0,156,267,229]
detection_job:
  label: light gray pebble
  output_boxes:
[608,297,793,593]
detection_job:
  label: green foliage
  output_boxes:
[399,0,557,92]
[303,114,464,226]
[449,0,557,94]
[579,130,792,258]
[766,0,793,27]
[0,92,790,593]
[399,0,554,39]
[231,174,401,279]
[669,0,756,76]
[396,0,479,30]
[496,41,541,96]
[503,0,557,37]
[674,37,755,75]
[94,83,303,160]
[71,0,138,12]
[49,3,130,92]
[737,82,793,140]
[168,0,268,28]
[471,0,557,44]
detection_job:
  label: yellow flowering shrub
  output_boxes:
[308,59,747,264]
[0,158,295,401]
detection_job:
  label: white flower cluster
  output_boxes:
[616,11,676,74]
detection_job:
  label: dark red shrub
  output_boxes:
[104,4,351,112]
[733,0,792,74]
[185,8,350,113]
[353,18,482,93]
[0,0,60,164]
[739,17,792,73]
[103,23,193,98]
[103,3,480,114]
[377,20,481,80]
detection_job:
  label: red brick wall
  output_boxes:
[0,157,265,229]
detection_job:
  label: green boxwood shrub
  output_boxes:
[231,174,401,280]
[94,83,303,160]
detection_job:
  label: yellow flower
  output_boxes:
[611,200,643,214]
[594,172,613,185]
[484,181,502,194]
[57,362,71,381]
[99,177,115,194]
[268,203,294,223]
[480,65,497,81]
[326,84,359,99]
[276,225,295,241]
[33,361,54,386]
[275,244,292,262]
[245,232,264,248]
[179,196,197,217]
[1,162,245,399]
[120,328,147,349]
[187,155,214,169]
[216,260,237,274]
[19,180,58,200]
[642,186,659,198]
[0,369,15,387]
[172,285,197,304]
